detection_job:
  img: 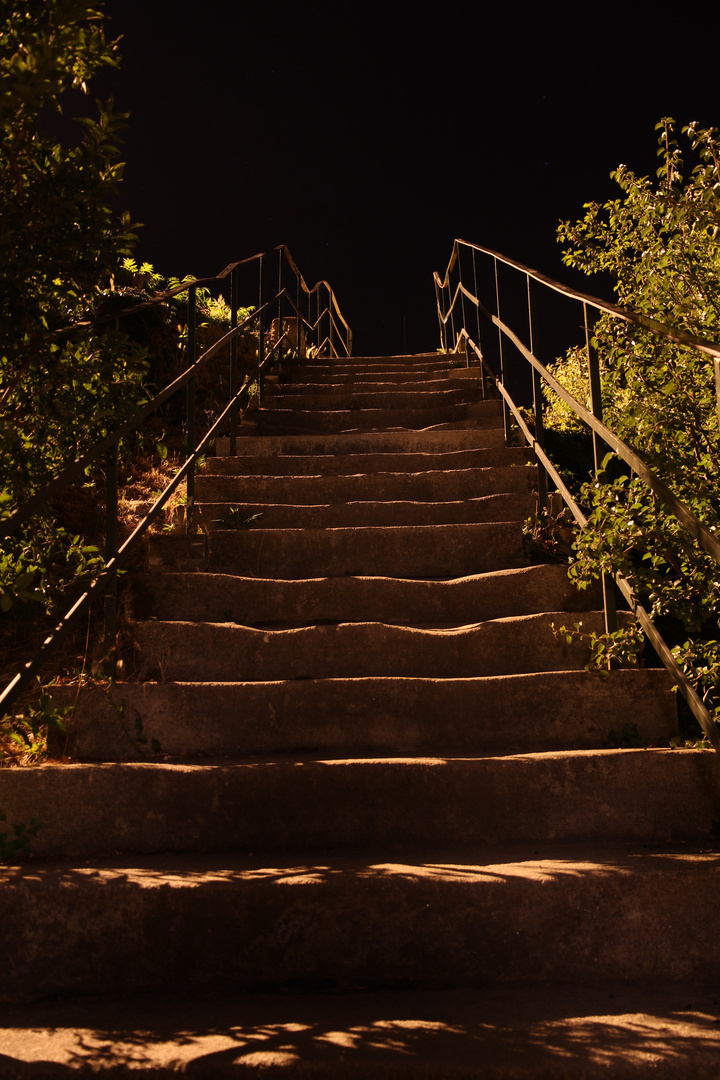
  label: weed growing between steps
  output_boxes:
[0,810,42,862]
[211,508,264,529]
[523,505,578,564]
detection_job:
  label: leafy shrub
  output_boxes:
[549,119,720,717]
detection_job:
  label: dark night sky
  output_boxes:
[100,2,720,357]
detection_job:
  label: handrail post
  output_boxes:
[434,276,446,353]
[585,301,617,636]
[230,266,238,456]
[328,285,334,358]
[458,250,468,365]
[472,247,482,357]
[527,275,547,510]
[296,270,302,363]
[257,255,265,403]
[186,284,196,535]
[494,258,512,446]
[470,249,487,397]
[103,443,118,662]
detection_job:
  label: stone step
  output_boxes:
[2,839,720,1001]
[128,611,611,682]
[241,400,497,434]
[280,367,467,384]
[124,565,599,626]
[196,494,533,529]
[299,353,456,373]
[261,387,484,411]
[57,669,676,762]
[148,522,525,577]
[264,374,482,392]
[3,749,713,860]
[195,466,535,504]
[216,425,507,458]
[3,982,720,1076]
[208,445,530,475]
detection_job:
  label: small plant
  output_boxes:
[607,722,643,748]
[1,683,70,765]
[0,811,42,862]
[550,619,645,671]
[212,508,263,529]
[523,506,577,564]
[103,680,161,756]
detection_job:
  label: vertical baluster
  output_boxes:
[186,284,196,536]
[472,247,482,357]
[585,302,617,636]
[257,255,264,406]
[458,247,467,365]
[103,443,118,663]
[527,275,547,510]
[494,258,512,446]
[434,275,446,353]
[230,266,238,456]
[471,249,487,398]
[296,268,302,363]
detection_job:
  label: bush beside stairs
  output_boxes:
[2,352,720,1076]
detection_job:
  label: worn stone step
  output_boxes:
[195,466,535,505]
[2,839,720,1001]
[264,375,483,394]
[216,425,507,458]
[196,494,533,529]
[3,750,714,859]
[124,565,598,626]
[299,353,456,373]
[57,669,676,762]
[3,982,720,1076]
[278,368,468,385]
[241,399,498,434]
[128,612,611,682]
[208,445,530,476]
[261,387,484,411]
[149,522,525,578]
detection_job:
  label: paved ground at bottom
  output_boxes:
[1,983,720,1077]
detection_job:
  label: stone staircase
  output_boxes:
[2,352,720,1076]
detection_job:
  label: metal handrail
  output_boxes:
[435,239,720,752]
[0,245,351,718]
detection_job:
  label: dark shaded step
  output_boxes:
[195,465,535,504]
[127,611,612,682]
[208,445,531,476]
[124,565,599,626]
[3,749,716,858]
[2,841,720,1000]
[57,669,676,761]
[148,522,526,578]
[216,426,508,458]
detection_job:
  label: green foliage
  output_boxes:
[523,506,577,564]
[0,1,146,491]
[550,119,720,714]
[0,810,43,861]
[0,2,150,622]
[551,619,645,671]
[607,723,643,749]
[212,508,263,529]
